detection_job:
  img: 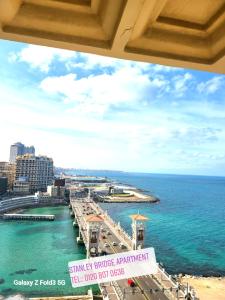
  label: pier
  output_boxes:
[70,195,197,300]
[3,213,55,221]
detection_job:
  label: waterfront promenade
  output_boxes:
[70,196,195,300]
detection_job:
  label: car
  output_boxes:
[102,235,106,239]
[112,242,117,246]
[127,279,135,287]
[104,243,110,247]
[106,231,111,235]
[119,242,126,249]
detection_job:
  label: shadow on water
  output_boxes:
[16,224,62,235]
[9,269,37,276]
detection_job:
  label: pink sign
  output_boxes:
[68,248,157,287]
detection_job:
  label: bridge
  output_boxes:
[70,196,196,300]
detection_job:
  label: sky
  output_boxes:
[0,40,225,176]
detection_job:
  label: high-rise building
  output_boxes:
[9,142,35,163]
[25,146,35,155]
[15,155,54,192]
[0,162,16,190]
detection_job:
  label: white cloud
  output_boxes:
[3,42,225,174]
[172,72,193,97]
[150,64,184,73]
[66,52,150,72]
[40,67,169,114]
[197,76,224,94]
[10,43,186,79]
[11,44,76,72]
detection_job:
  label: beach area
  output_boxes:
[181,276,225,300]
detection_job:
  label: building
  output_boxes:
[47,185,65,198]
[15,155,54,193]
[13,177,30,195]
[9,142,35,163]
[0,177,8,195]
[0,161,16,190]
[54,178,65,187]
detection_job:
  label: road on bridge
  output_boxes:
[71,198,174,300]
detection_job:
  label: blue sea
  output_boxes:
[1,172,224,297]
[72,171,225,276]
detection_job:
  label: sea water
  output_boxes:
[0,206,99,297]
[73,171,225,276]
[1,172,224,297]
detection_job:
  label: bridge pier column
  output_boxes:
[130,214,148,250]
[73,218,78,227]
[77,229,84,244]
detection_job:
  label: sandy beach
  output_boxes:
[181,276,225,300]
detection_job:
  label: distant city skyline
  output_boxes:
[9,142,35,163]
[1,40,225,176]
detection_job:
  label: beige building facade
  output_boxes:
[15,154,54,192]
[47,185,66,198]
[1,0,225,74]
[13,179,30,195]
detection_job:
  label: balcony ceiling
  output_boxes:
[1,0,225,73]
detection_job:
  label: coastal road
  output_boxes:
[71,198,173,300]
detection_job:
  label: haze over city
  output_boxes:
[1,40,225,176]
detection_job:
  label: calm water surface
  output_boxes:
[0,206,99,297]
[1,171,225,298]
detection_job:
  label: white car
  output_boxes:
[104,243,110,247]
[112,242,117,246]
[119,242,126,249]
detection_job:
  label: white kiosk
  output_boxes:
[130,214,149,250]
[85,214,104,258]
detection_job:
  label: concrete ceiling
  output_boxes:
[1,0,225,74]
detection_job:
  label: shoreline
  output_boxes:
[181,275,225,300]
[104,182,160,203]
[100,196,159,203]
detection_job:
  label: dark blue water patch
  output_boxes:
[1,288,14,295]
[10,269,37,276]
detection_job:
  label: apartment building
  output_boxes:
[15,155,54,193]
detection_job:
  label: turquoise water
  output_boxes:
[1,171,224,299]
[0,206,99,297]
[71,171,225,276]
